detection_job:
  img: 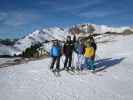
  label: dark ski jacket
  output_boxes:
[63,41,74,56]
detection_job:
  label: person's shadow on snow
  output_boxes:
[95,57,125,72]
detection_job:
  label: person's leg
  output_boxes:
[86,58,92,70]
[90,60,95,71]
[68,55,72,68]
[82,57,88,70]
[80,55,85,70]
[64,56,68,69]
[56,57,60,70]
[50,57,56,69]
[76,54,80,70]
[78,54,83,70]
[90,51,96,71]
[86,58,95,70]
[91,52,96,61]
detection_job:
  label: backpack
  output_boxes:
[84,47,94,58]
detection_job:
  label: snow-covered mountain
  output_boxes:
[11,24,133,55]
[77,24,133,33]
[14,27,68,52]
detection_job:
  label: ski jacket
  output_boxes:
[84,47,94,58]
[63,41,74,56]
[50,46,61,57]
[74,42,85,55]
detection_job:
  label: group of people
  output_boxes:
[50,35,97,72]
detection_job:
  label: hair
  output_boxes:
[89,36,95,43]
[67,36,71,39]
[53,40,59,46]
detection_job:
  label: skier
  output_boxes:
[74,38,85,70]
[50,40,62,72]
[82,38,95,72]
[63,36,75,71]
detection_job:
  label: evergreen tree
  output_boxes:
[22,42,42,58]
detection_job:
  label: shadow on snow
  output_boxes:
[94,57,125,72]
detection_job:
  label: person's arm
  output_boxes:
[73,35,76,43]
[62,43,66,54]
[74,42,78,53]
[92,42,97,51]
[50,48,53,57]
[59,46,63,56]
[82,45,86,55]
[95,43,97,50]
[71,42,75,51]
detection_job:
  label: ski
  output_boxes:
[52,69,61,77]
[66,70,75,75]
[73,69,104,76]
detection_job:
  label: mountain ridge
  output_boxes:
[1,23,133,56]
[14,23,133,53]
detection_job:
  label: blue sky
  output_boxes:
[0,0,133,39]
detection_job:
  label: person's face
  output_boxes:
[90,38,94,43]
[80,40,83,44]
[54,41,58,46]
[67,37,71,41]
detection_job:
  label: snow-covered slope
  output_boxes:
[95,25,132,33]
[0,44,20,56]
[14,27,68,52]
[0,35,133,100]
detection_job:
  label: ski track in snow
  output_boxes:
[0,35,133,100]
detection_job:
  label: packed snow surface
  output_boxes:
[0,35,133,100]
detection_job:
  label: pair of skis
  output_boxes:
[66,68,107,76]
[51,67,107,77]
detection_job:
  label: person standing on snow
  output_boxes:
[50,40,62,72]
[82,38,95,72]
[74,38,85,71]
[63,36,75,71]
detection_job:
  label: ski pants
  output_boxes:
[64,55,72,68]
[76,54,84,69]
[82,57,95,70]
[91,52,96,61]
[50,56,60,70]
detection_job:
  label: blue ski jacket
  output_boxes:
[50,46,61,57]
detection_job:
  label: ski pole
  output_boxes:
[96,55,102,60]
